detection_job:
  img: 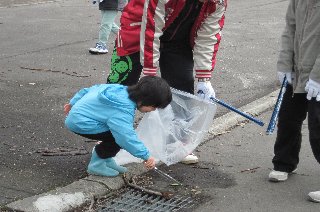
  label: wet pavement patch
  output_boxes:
[157,162,237,189]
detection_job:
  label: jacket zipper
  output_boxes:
[167,2,195,41]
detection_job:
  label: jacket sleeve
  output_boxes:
[310,4,320,84]
[69,85,99,106]
[276,0,296,73]
[107,113,150,161]
[311,52,320,84]
[140,0,166,76]
[193,2,227,79]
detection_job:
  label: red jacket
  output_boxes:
[117,0,227,78]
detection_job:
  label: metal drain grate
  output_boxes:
[98,188,193,212]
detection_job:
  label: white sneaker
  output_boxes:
[89,43,108,54]
[308,191,320,203]
[269,170,288,182]
[268,169,297,182]
[180,153,198,164]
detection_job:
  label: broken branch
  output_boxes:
[122,174,173,199]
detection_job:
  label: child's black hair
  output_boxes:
[127,76,172,109]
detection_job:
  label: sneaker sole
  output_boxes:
[308,196,320,203]
[89,50,108,54]
[268,177,288,182]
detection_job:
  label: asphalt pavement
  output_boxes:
[2,0,319,211]
[195,108,319,212]
[5,91,320,212]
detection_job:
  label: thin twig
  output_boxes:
[88,195,95,211]
[20,66,90,78]
[36,147,88,156]
[122,174,174,199]
[240,167,260,173]
[123,174,162,196]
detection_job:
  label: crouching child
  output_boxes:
[64,76,172,177]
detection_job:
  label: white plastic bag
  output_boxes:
[114,88,216,166]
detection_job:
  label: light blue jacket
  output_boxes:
[65,84,150,160]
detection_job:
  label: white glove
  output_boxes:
[278,72,293,84]
[305,79,320,101]
[196,81,216,102]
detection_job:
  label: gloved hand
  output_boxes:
[305,79,320,101]
[196,80,216,102]
[278,71,293,85]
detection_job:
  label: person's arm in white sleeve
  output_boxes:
[140,0,166,76]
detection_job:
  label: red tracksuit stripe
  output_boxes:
[211,14,225,71]
[143,0,158,70]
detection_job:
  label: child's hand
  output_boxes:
[64,103,72,116]
[143,157,155,170]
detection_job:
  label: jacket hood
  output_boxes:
[97,84,136,109]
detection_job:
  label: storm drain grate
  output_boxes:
[98,188,193,212]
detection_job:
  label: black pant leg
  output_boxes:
[159,43,194,94]
[272,85,308,172]
[308,99,320,164]
[107,46,142,86]
[75,131,121,159]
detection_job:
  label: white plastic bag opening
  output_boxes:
[114,88,216,166]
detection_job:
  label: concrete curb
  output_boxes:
[206,90,279,139]
[5,90,279,212]
[5,163,146,212]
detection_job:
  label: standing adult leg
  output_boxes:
[107,47,142,85]
[159,43,194,94]
[306,96,320,202]
[159,43,198,164]
[272,85,308,172]
[308,100,320,164]
[99,10,119,48]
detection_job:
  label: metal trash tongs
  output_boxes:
[154,167,182,185]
